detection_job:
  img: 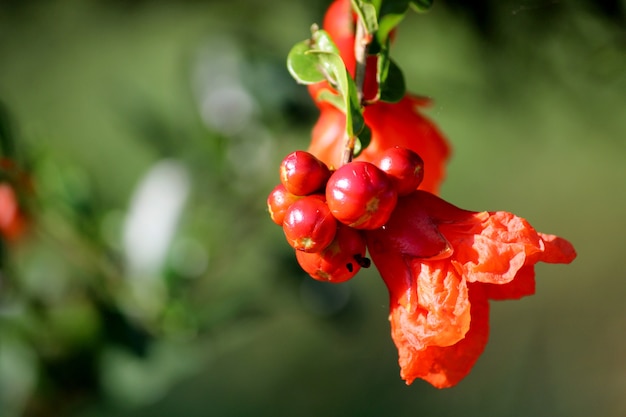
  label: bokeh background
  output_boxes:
[0,0,624,416]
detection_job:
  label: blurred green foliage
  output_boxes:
[0,1,624,417]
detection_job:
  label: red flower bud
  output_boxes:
[279,151,331,196]
[283,195,337,253]
[296,224,367,283]
[374,146,425,196]
[326,161,397,230]
[267,184,301,226]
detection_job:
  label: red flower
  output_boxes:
[366,191,577,388]
[309,96,450,194]
[306,0,450,194]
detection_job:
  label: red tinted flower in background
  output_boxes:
[0,158,31,242]
[0,182,26,241]
[366,191,577,388]
[309,96,450,194]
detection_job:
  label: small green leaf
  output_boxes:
[351,0,379,34]
[312,29,340,55]
[309,51,365,139]
[286,40,326,85]
[375,37,406,103]
[378,58,405,103]
[316,89,345,111]
[355,125,372,156]
[410,0,434,13]
[354,138,362,156]
[376,0,410,44]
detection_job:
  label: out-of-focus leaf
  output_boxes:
[317,89,345,112]
[410,0,434,13]
[377,0,410,44]
[351,0,379,34]
[311,29,340,55]
[0,101,15,158]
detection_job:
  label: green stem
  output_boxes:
[342,15,368,166]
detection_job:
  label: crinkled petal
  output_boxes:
[389,260,471,352]
[482,264,536,300]
[397,285,490,388]
[536,233,577,264]
[482,234,575,300]
[441,211,548,285]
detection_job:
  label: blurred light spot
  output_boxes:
[200,85,256,136]
[192,36,258,136]
[226,123,273,190]
[0,335,37,417]
[123,160,190,278]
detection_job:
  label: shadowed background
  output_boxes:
[0,1,624,416]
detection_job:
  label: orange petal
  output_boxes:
[308,104,346,170]
[308,98,451,195]
[536,233,577,264]
[482,264,536,300]
[396,285,490,388]
[482,234,575,300]
[389,260,471,350]
[441,211,546,285]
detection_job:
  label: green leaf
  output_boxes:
[377,0,410,44]
[410,0,434,13]
[311,29,340,55]
[286,40,326,85]
[351,0,379,34]
[286,28,366,159]
[309,51,365,139]
[316,89,345,112]
[375,37,405,103]
[354,125,372,156]
[378,58,405,102]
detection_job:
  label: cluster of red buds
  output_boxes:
[269,146,425,283]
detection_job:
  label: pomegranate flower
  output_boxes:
[366,191,577,388]
[309,96,450,195]
[306,0,450,194]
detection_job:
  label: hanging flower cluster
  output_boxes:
[267,0,576,388]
